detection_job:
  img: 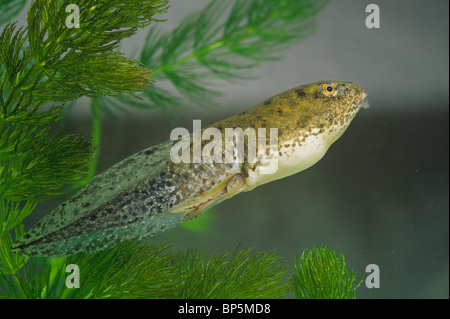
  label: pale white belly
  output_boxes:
[245,133,330,191]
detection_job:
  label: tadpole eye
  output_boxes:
[322,83,338,97]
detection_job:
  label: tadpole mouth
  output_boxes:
[359,91,370,109]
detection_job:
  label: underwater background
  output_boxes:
[12,0,448,298]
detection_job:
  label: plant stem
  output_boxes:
[152,40,226,77]
[77,97,101,187]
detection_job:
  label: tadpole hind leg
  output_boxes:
[182,173,246,222]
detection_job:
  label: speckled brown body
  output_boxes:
[13,81,368,257]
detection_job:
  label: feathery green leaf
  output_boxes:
[294,245,363,299]
[125,0,329,113]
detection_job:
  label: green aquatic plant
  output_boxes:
[113,0,330,118]
[0,242,361,299]
[167,245,291,299]
[0,0,168,276]
[0,0,364,299]
[294,246,364,299]
[0,242,290,299]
